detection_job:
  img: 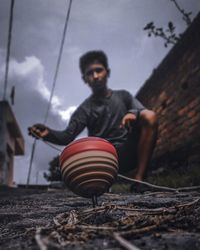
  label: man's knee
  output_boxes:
[140,110,158,128]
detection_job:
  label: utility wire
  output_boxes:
[3,0,15,100]
[27,0,73,186]
[43,0,73,124]
[26,139,37,185]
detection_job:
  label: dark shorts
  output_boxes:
[115,128,140,174]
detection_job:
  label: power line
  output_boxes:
[26,139,37,185]
[43,0,73,124]
[27,0,73,185]
[3,0,15,100]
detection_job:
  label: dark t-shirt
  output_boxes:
[46,89,145,148]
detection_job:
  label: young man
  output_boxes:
[28,51,158,181]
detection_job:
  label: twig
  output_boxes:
[119,223,159,237]
[67,198,200,222]
[35,228,48,250]
[76,224,115,231]
[81,205,113,214]
[142,191,173,197]
[34,195,199,248]
[176,198,200,208]
[113,233,141,250]
[170,0,192,26]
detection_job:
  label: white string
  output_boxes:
[32,132,200,193]
[117,174,177,192]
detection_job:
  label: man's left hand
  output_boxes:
[120,113,137,132]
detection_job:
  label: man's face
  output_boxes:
[83,62,109,92]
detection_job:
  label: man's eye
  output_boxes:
[86,70,93,76]
[86,68,104,76]
[95,68,103,73]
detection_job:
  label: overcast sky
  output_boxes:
[0,0,199,184]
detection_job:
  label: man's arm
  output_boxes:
[28,105,88,145]
[28,121,86,146]
[120,113,137,133]
[120,90,145,131]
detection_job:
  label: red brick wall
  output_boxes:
[136,13,200,169]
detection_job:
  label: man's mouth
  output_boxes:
[92,81,104,89]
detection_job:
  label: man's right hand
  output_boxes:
[28,124,49,139]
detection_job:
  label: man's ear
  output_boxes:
[82,75,87,83]
[107,68,111,77]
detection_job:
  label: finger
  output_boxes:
[29,127,40,137]
[40,130,48,138]
[28,127,34,135]
[35,128,41,134]
[120,121,125,128]
[125,120,130,129]
[125,120,133,133]
[35,124,46,131]
[28,130,38,138]
[122,117,126,127]
[28,127,34,133]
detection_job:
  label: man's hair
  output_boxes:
[79,50,109,75]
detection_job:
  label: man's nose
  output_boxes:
[93,71,99,78]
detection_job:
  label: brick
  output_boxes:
[187,110,196,118]
[190,113,200,124]
[178,107,188,116]
[188,99,200,109]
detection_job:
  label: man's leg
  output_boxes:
[133,110,158,181]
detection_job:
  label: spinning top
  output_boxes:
[59,137,118,200]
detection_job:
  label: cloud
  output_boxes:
[4,56,76,122]
[58,106,77,121]
[0,55,77,184]
[9,56,43,77]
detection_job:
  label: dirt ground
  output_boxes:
[0,186,199,250]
